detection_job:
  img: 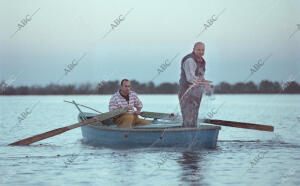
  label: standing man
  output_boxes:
[178,42,212,127]
[109,79,151,127]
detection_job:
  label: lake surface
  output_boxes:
[0,94,300,186]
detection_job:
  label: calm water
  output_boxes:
[0,94,300,186]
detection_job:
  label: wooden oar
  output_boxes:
[62,102,274,132]
[202,119,274,132]
[9,108,126,146]
[140,111,274,132]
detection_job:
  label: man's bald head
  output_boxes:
[193,42,205,59]
[194,42,205,49]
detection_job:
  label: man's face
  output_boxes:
[193,44,205,58]
[121,81,131,95]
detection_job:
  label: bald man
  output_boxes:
[178,42,212,127]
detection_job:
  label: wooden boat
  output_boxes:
[8,101,273,147]
[78,111,221,148]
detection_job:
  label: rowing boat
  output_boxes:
[78,112,221,148]
[8,101,273,147]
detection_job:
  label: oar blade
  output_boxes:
[203,119,274,132]
[9,127,71,146]
[9,108,126,146]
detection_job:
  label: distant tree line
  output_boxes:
[1,80,300,95]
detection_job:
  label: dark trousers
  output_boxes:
[178,85,203,127]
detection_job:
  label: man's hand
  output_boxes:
[135,107,142,115]
[134,110,141,115]
[127,105,134,111]
[194,78,203,84]
[194,78,213,92]
[194,78,212,85]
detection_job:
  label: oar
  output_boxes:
[140,111,274,132]
[202,119,274,132]
[62,102,275,132]
[9,108,126,146]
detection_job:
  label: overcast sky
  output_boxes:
[0,0,299,86]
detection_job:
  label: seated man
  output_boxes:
[109,79,151,127]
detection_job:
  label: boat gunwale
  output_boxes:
[84,123,221,132]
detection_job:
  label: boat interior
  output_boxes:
[78,112,220,131]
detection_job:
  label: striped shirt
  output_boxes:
[109,90,143,113]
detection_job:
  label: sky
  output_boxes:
[0,0,299,86]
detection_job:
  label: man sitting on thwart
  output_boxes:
[109,79,151,127]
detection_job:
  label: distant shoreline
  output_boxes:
[1,93,300,96]
[1,80,300,95]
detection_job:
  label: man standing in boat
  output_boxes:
[109,79,151,127]
[178,42,212,127]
